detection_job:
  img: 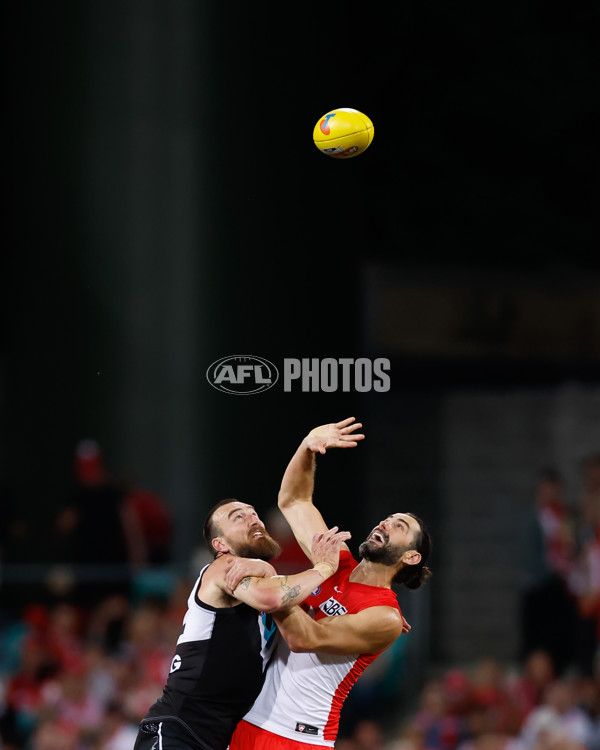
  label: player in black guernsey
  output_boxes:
[134,497,350,750]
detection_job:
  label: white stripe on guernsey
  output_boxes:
[176,604,216,644]
[158,722,163,750]
[175,567,216,644]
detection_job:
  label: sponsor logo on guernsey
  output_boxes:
[319,597,348,617]
[295,722,319,735]
[170,654,182,673]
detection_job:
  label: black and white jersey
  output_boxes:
[142,564,278,750]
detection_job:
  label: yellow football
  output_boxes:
[313,108,374,159]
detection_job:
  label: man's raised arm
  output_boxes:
[278,417,365,559]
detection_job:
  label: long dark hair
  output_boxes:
[392,513,432,589]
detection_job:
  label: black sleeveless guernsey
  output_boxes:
[142,564,278,750]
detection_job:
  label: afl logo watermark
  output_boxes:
[206,355,279,395]
[170,655,182,673]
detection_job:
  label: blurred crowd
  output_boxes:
[1,598,599,750]
[519,453,600,678]
[338,651,600,750]
[0,589,188,750]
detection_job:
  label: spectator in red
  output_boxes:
[469,659,518,736]
[569,452,600,676]
[2,623,60,748]
[519,469,579,675]
[506,649,556,727]
[123,483,172,565]
[47,440,147,608]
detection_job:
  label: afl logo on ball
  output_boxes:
[206,355,279,395]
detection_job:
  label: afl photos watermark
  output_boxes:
[206,356,391,395]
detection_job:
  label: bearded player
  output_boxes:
[228,417,432,750]
[134,497,350,750]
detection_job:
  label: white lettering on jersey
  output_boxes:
[319,597,348,617]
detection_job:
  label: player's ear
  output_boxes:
[401,549,421,566]
[212,537,230,555]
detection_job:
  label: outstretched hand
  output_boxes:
[304,417,365,455]
[311,526,352,573]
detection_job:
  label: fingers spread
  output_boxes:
[335,417,356,428]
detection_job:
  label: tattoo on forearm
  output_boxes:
[239,577,251,590]
[279,577,302,604]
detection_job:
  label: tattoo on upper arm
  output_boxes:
[279,576,302,605]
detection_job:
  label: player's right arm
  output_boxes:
[274,604,404,655]
[278,417,364,560]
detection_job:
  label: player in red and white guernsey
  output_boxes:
[228,417,432,749]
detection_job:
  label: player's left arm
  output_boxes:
[223,527,351,613]
[273,605,404,655]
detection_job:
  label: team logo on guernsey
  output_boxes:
[319,597,348,617]
[295,722,318,735]
[259,612,278,669]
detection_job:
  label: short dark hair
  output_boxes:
[203,498,239,558]
[392,513,432,589]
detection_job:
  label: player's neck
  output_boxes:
[349,559,394,588]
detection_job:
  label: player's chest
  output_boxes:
[306,581,356,619]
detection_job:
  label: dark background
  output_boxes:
[2,1,599,566]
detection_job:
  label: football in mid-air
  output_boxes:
[313,108,374,159]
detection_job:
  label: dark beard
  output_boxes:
[233,533,282,561]
[359,538,405,567]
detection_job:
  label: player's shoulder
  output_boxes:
[201,554,228,575]
[197,556,239,607]
[350,582,400,614]
[339,548,357,569]
[197,555,228,591]
[358,604,405,638]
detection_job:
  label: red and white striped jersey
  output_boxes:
[241,551,402,746]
